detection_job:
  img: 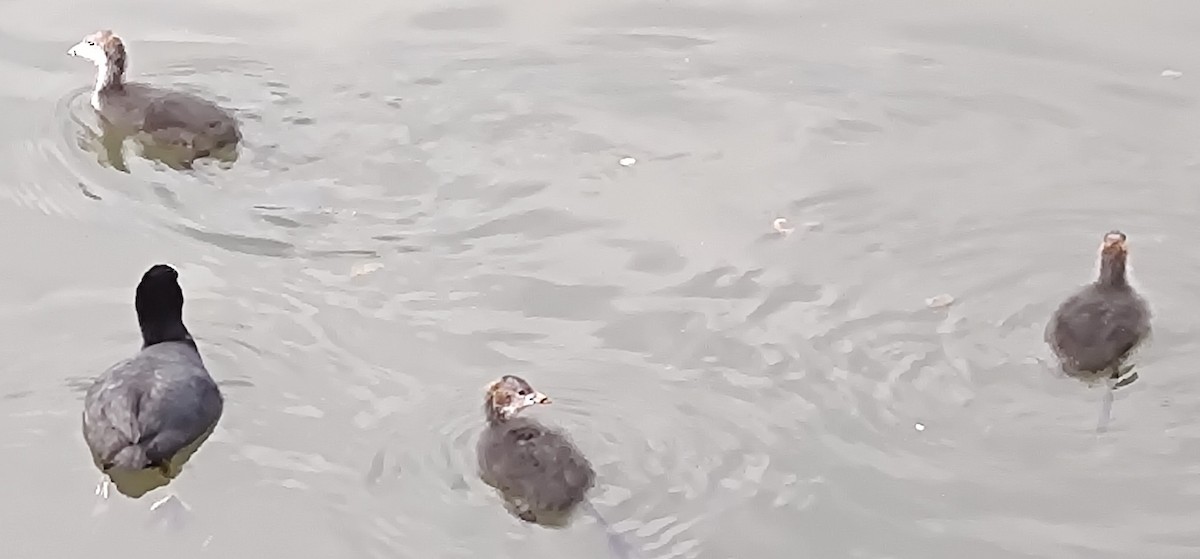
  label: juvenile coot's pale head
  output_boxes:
[1097,229,1130,287]
[484,375,550,424]
[1102,230,1127,252]
[68,30,127,100]
[68,30,124,67]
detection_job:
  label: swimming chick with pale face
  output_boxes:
[478,375,592,522]
[477,375,643,558]
[1046,230,1151,431]
[68,30,241,169]
[82,264,223,514]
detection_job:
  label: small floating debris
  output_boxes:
[1161,69,1184,79]
[351,262,384,277]
[925,294,955,309]
[914,422,926,432]
[772,217,796,236]
[618,156,637,167]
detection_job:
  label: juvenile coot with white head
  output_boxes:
[67,30,241,169]
[478,375,642,558]
[83,264,223,508]
[1046,230,1151,431]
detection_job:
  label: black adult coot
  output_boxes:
[1045,230,1151,431]
[67,30,241,169]
[478,375,642,558]
[82,264,223,505]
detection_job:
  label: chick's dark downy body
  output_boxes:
[1046,230,1151,379]
[477,375,594,524]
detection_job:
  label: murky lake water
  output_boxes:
[3,0,1200,557]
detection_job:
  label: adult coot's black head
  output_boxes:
[1046,230,1151,378]
[68,30,242,169]
[476,375,594,527]
[83,264,223,501]
[135,264,187,346]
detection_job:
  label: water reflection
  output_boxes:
[89,116,240,172]
[96,424,216,499]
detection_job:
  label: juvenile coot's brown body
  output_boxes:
[1046,230,1151,379]
[1046,231,1150,431]
[68,30,241,168]
[477,375,594,525]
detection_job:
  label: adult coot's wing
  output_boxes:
[127,343,223,468]
[82,357,145,465]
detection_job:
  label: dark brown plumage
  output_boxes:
[1046,230,1151,378]
[476,375,595,526]
[68,30,241,169]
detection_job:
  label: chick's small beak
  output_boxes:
[534,392,551,405]
[68,42,81,57]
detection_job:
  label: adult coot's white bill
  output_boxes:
[83,264,223,508]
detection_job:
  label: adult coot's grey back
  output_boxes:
[1045,230,1151,430]
[83,264,223,501]
[477,375,643,558]
[67,30,241,168]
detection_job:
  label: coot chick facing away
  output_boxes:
[1046,230,1151,430]
[67,30,241,169]
[478,376,642,558]
[82,264,223,504]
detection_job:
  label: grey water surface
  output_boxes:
[2,0,1200,558]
